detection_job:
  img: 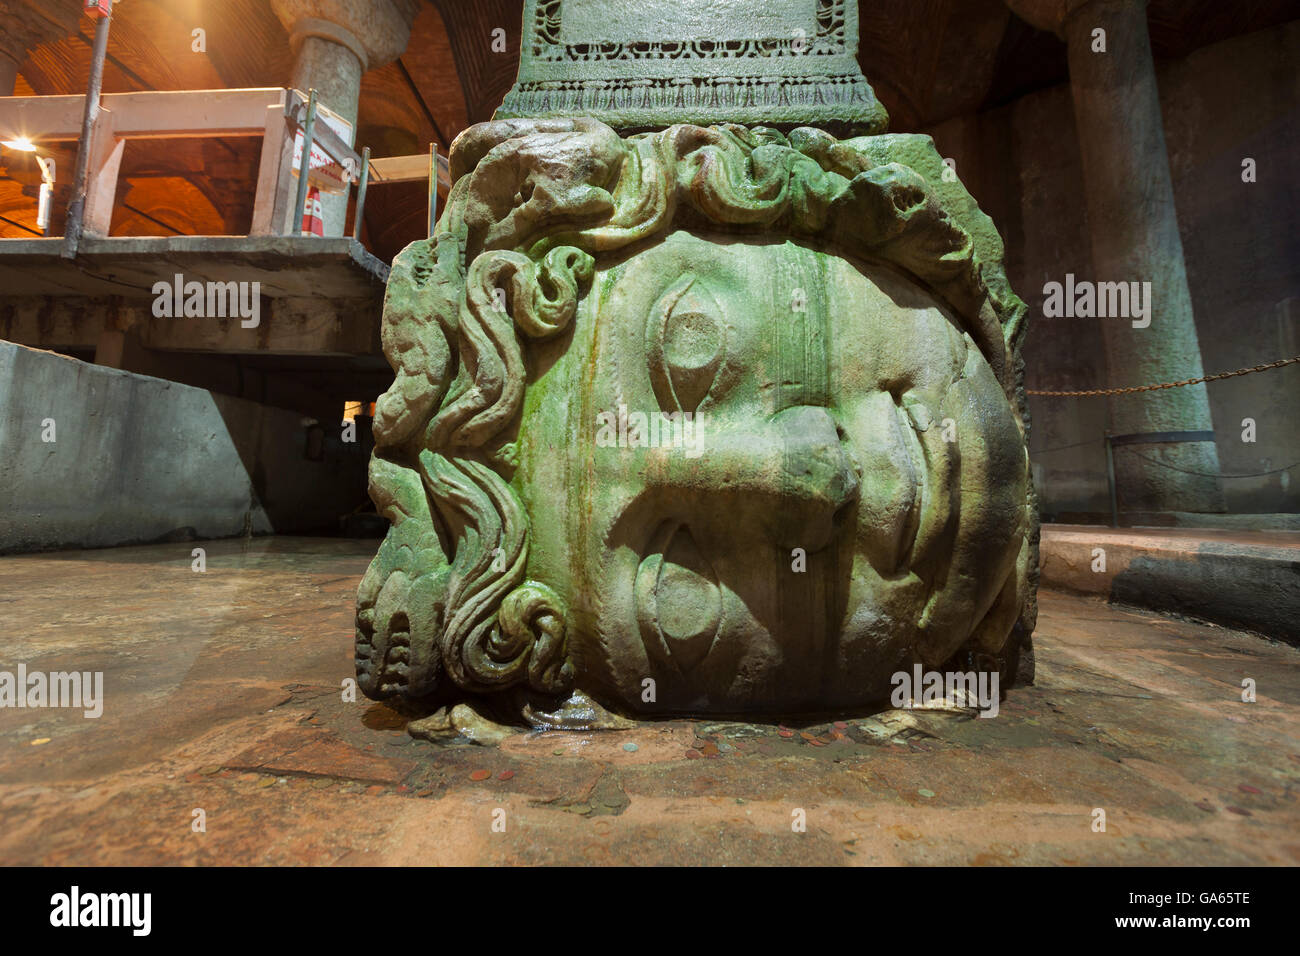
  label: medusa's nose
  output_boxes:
[646,404,860,553]
[764,405,861,550]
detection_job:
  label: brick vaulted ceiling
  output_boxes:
[0,0,1295,244]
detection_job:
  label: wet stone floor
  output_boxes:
[0,536,1296,865]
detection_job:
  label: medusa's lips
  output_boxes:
[834,384,961,583]
[894,390,962,585]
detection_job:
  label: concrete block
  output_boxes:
[0,341,365,552]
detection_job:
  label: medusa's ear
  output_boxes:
[449,118,598,181]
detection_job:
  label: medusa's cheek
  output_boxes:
[923,347,1030,661]
[835,336,1029,669]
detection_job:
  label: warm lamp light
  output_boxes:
[1,137,37,152]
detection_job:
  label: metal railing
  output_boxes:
[0,85,450,247]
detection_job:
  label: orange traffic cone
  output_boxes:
[301,186,324,237]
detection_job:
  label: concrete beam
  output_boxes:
[0,293,382,358]
[369,152,452,191]
[81,108,124,237]
[0,235,387,297]
[251,106,297,237]
[0,237,389,364]
[0,88,299,142]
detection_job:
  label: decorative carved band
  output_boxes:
[531,0,849,60]
[502,72,876,118]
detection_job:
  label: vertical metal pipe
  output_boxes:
[291,89,318,236]
[61,8,113,259]
[427,143,438,238]
[1105,434,1119,528]
[352,145,370,243]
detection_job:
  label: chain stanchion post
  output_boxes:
[1105,435,1118,528]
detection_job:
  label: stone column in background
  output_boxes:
[1007,0,1225,514]
[271,0,419,237]
[0,51,17,95]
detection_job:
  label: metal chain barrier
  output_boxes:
[1026,356,1300,397]
[1126,449,1300,480]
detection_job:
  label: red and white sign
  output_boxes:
[291,104,356,196]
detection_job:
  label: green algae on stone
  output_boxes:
[355,0,1037,731]
[355,118,1038,724]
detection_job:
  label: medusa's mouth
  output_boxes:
[634,521,723,673]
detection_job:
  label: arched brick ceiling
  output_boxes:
[358,179,429,263]
[1146,0,1293,58]
[429,0,520,128]
[111,176,229,237]
[359,3,468,154]
[185,0,293,88]
[110,138,263,236]
[16,0,291,94]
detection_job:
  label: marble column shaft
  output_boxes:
[1060,0,1224,511]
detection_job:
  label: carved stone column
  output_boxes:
[1007,0,1224,514]
[270,0,418,236]
[0,51,17,95]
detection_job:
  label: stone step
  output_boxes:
[1039,524,1300,644]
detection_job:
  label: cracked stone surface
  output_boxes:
[0,537,1296,865]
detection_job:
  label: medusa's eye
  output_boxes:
[646,274,725,413]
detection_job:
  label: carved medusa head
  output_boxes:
[355,118,1038,724]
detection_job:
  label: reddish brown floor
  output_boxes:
[0,536,1296,865]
